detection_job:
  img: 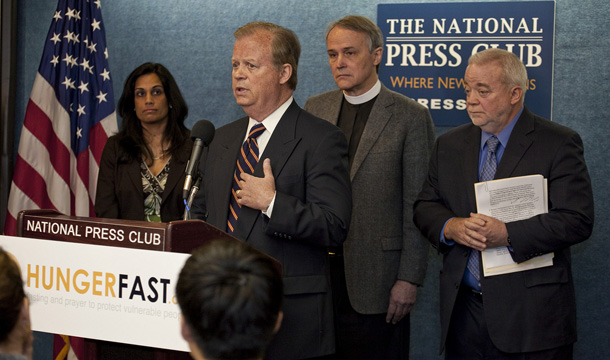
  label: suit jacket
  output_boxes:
[95,134,192,222]
[413,107,594,354]
[305,84,435,314]
[193,100,352,359]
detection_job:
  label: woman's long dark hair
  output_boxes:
[116,62,189,164]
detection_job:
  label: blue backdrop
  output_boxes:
[13,0,610,358]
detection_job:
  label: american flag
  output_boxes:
[4,0,117,238]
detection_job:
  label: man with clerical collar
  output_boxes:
[305,15,435,360]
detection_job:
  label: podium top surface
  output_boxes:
[16,209,232,253]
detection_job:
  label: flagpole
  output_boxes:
[0,0,18,233]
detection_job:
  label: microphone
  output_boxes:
[183,120,215,199]
[183,175,202,220]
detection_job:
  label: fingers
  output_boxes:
[386,302,408,324]
[465,227,487,242]
[386,303,398,324]
[263,158,273,178]
[466,237,487,251]
[465,213,487,228]
[470,212,496,222]
[447,217,487,250]
[386,281,416,324]
[234,158,275,211]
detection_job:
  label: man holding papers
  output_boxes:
[414,48,594,359]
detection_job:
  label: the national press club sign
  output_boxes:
[378,1,555,127]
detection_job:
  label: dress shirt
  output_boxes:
[243,97,294,218]
[440,106,524,246]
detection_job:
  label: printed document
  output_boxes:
[474,174,553,276]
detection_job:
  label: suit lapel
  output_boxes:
[461,125,482,211]
[460,109,534,212]
[495,108,535,179]
[214,119,248,229]
[125,159,142,196]
[233,101,302,240]
[350,85,393,180]
[161,142,188,203]
[318,90,342,126]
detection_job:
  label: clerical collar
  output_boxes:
[344,80,381,105]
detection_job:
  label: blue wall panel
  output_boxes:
[14,0,610,358]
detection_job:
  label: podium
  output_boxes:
[16,209,238,360]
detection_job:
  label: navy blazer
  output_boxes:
[193,100,352,359]
[414,107,594,354]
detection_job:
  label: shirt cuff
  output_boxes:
[441,217,456,246]
[262,191,276,218]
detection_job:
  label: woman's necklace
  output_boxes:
[152,146,169,160]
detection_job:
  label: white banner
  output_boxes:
[0,235,190,352]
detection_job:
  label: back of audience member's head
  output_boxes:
[176,240,283,360]
[0,246,32,358]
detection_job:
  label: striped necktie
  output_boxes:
[467,136,500,283]
[227,123,266,233]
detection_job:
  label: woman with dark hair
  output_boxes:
[95,62,192,222]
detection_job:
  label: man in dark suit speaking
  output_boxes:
[192,22,352,360]
[413,48,594,359]
[305,15,435,360]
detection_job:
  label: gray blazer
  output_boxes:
[305,84,435,313]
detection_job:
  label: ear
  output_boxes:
[181,315,206,360]
[278,64,292,85]
[372,46,383,66]
[273,311,284,334]
[21,297,31,323]
[510,86,523,105]
[20,297,33,358]
[180,315,194,343]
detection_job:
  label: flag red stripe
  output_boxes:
[24,100,72,186]
[3,213,17,236]
[89,121,110,164]
[12,155,56,210]
[76,150,91,216]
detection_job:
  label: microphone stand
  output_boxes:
[183,174,202,220]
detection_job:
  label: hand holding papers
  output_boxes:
[474,174,554,276]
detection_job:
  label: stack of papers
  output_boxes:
[474,174,554,277]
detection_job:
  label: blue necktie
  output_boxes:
[467,136,500,283]
[227,123,265,233]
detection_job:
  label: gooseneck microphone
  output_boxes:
[183,120,215,200]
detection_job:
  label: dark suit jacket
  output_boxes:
[413,107,594,354]
[95,134,192,222]
[193,100,352,359]
[305,84,435,314]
